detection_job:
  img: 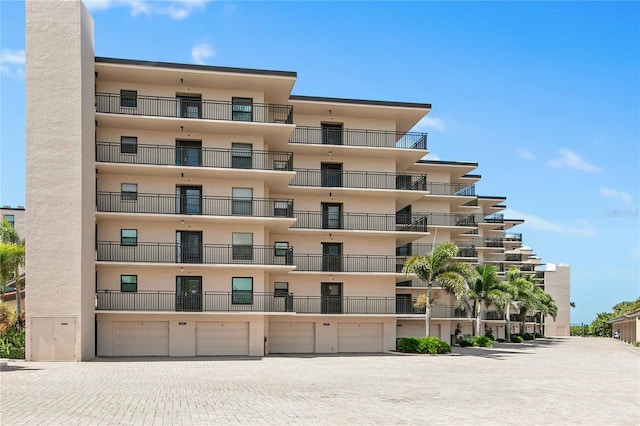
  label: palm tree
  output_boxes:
[485,283,517,341]
[402,242,479,337]
[470,265,500,337]
[512,272,558,335]
[0,218,25,322]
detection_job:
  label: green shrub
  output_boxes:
[534,333,544,338]
[474,336,494,347]
[397,337,451,354]
[510,335,524,343]
[484,328,494,341]
[496,338,506,343]
[459,337,475,347]
[396,337,420,352]
[0,327,25,359]
[632,341,640,347]
[522,333,535,341]
[417,337,451,354]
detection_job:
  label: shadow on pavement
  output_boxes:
[0,364,42,372]
[451,338,565,359]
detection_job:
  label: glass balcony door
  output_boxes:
[176,140,202,167]
[176,186,202,215]
[177,231,202,263]
[176,276,202,312]
[321,282,342,313]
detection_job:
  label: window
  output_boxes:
[396,206,411,225]
[322,242,343,272]
[231,143,252,169]
[396,243,412,257]
[121,275,137,292]
[232,233,253,260]
[176,140,202,167]
[232,97,253,121]
[232,187,253,215]
[3,214,15,228]
[274,282,289,297]
[322,203,342,229]
[274,200,291,217]
[121,183,138,201]
[178,95,202,119]
[177,231,203,263]
[120,136,138,154]
[232,277,253,304]
[120,229,137,246]
[176,186,202,215]
[274,242,289,257]
[321,123,343,145]
[120,90,137,108]
[321,163,343,187]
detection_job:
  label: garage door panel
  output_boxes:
[113,321,169,356]
[338,323,383,353]
[269,322,315,353]
[196,322,249,356]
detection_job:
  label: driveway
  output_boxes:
[1,337,638,425]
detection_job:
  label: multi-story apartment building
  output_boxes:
[24,1,569,361]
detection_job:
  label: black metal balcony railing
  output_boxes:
[293,211,428,233]
[426,183,476,197]
[293,254,406,273]
[96,192,294,218]
[96,242,294,265]
[96,290,403,314]
[483,214,504,223]
[505,254,523,262]
[484,311,505,320]
[470,237,504,248]
[289,126,427,150]
[291,169,427,191]
[404,243,477,258]
[409,213,478,227]
[96,93,293,124]
[396,301,467,318]
[96,142,294,171]
[504,233,523,242]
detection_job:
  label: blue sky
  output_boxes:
[1,0,638,324]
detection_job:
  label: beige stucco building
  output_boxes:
[24,1,570,361]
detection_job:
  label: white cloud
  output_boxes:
[424,153,441,161]
[1,48,25,79]
[546,149,603,173]
[503,208,597,238]
[191,43,214,65]
[412,115,445,132]
[84,0,209,19]
[600,187,632,204]
[517,148,533,160]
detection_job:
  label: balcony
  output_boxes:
[96,192,294,218]
[426,183,475,197]
[293,254,405,273]
[292,211,427,233]
[289,126,427,150]
[96,242,294,266]
[96,142,294,171]
[96,93,293,124]
[412,213,478,228]
[96,290,401,315]
[505,254,523,262]
[484,311,505,320]
[396,302,468,318]
[405,243,477,258]
[504,233,523,242]
[483,213,504,223]
[291,169,427,191]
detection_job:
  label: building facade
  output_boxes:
[24,1,569,361]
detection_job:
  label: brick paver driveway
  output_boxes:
[1,337,638,425]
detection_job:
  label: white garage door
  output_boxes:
[338,323,383,353]
[196,322,249,356]
[269,322,315,353]
[113,321,169,356]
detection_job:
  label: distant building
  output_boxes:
[24,1,570,361]
[1,206,25,239]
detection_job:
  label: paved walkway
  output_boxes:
[1,337,638,425]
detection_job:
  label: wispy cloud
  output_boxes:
[546,148,603,173]
[84,0,210,19]
[191,42,214,65]
[424,153,441,161]
[413,115,445,132]
[517,148,533,160]
[0,48,25,79]
[503,208,597,238]
[600,187,632,204]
